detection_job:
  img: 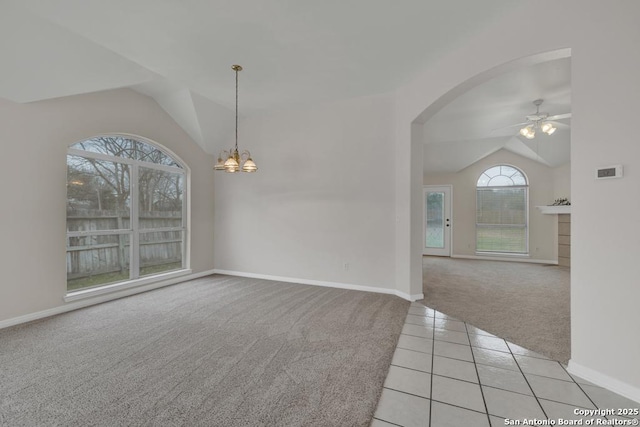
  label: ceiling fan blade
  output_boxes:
[547,113,571,121]
[547,120,570,129]
[491,121,530,132]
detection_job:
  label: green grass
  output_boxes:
[67,262,183,291]
[476,227,526,253]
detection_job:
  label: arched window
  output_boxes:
[476,165,528,254]
[66,135,187,292]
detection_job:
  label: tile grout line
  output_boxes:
[507,341,549,419]
[464,321,493,427]
[382,385,431,401]
[557,362,606,418]
[373,416,403,426]
[428,313,436,427]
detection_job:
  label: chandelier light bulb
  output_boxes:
[214,153,226,170]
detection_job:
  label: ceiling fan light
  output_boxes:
[520,126,535,139]
[541,122,556,135]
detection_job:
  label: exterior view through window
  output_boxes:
[476,165,528,254]
[66,135,187,291]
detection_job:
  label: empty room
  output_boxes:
[1,1,639,426]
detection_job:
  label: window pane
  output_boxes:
[70,136,138,159]
[139,230,183,276]
[476,226,526,253]
[488,175,513,186]
[67,234,130,291]
[477,174,490,186]
[136,142,181,167]
[500,165,519,177]
[477,188,526,225]
[426,192,445,248]
[138,167,184,229]
[70,136,182,168]
[484,166,501,178]
[67,155,131,231]
[512,174,526,185]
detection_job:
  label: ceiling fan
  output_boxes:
[498,99,571,139]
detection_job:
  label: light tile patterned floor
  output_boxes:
[372,302,640,427]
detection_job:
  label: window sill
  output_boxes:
[64,269,192,303]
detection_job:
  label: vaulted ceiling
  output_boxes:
[0,1,570,172]
[423,57,571,173]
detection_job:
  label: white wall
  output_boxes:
[214,94,397,292]
[569,2,640,400]
[553,162,571,201]
[394,0,640,399]
[0,89,216,323]
[424,150,558,261]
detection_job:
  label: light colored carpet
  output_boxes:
[422,256,570,363]
[0,275,408,426]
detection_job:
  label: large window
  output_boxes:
[66,135,187,292]
[476,165,528,254]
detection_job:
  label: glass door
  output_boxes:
[423,185,452,256]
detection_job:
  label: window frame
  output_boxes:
[65,134,190,298]
[475,164,529,255]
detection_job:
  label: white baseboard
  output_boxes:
[1,268,419,330]
[396,291,424,302]
[450,254,558,265]
[212,269,419,302]
[567,360,640,404]
[0,269,217,330]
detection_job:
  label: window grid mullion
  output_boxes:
[130,163,140,280]
[67,148,184,174]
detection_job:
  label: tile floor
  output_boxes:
[372,302,640,427]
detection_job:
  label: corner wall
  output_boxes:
[0,89,216,323]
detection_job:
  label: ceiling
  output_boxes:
[0,0,570,171]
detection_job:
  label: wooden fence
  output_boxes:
[66,210,182,278]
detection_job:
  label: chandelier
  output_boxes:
[214,65,257,173]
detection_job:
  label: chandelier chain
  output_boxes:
[235,66,239,152]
